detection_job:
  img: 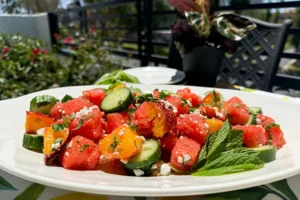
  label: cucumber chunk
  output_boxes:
[159,90,179,99]
[250,145,276,163]
[246,114,257,125]
[30,95,59,115]
[23,134,44,151]
[249,107,262,114]
[100,87,133,113]
[123,139,161,171]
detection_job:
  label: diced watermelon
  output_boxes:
[134,102,153,138]
[159,133,178,153]
[233,125,268,148]
[164,96,190,116]
[268,125,286,149]
[153,90,160,99]
[170,137,200,171]
[70,106,105,141]
[257,114,275,126]
[50,97,93,119]
[176,88,202,107]
[59,136,100,170]
[176,114,208,145]
[224,97,249,125]
[107,112,129,134]
[82,88,106,106]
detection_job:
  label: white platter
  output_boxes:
[123,67,185,85]
[0,84,300,197]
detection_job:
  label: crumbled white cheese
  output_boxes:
[120,159,128,164]
[193,109,200,115]
[186,100,192,107]
[51,142,60,150]
[100,154,104,160]
[118,130,125,136]
[65,152,70,157]
[158,113,161,118]
[183,154,191,163]
[112,152,120,156]
[36,128,45,136]
[177,156,183,164]
[133,169,144,176]
[68,141,72,148]
[255,118,262,124]
[160,163,171,176]
[74,105,98,118]
[136,135,146,141]
[204,123,209,129]
[161,100,178,113]
[151,164,158,169]
[215,111,224,118]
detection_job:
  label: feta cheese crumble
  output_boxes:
[183,154,191,163]
[177,156,183,164]
[160,163,171,176]
[133,169,144,176]
[36,128,45,136]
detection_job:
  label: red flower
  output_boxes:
[89,27,96,32]
[32,48,40,55]
[40,49,48,54]
[3,47,9,53]
[64,36,72,44]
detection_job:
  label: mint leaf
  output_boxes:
[206,120,231,162]
[52,124,65,131]
[225,129,244,151]
[193,150,264,176]
[192,164,263,176]
[193,131,218,169]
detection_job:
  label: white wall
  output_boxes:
[0,13,52,49]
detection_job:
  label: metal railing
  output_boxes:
[52,0,300,90]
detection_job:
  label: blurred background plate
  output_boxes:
[123,67,185,85]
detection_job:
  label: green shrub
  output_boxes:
[0,33,117,100]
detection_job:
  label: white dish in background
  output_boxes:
[123,66,185,85]
[0,84,300,197]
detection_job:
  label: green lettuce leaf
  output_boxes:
[95,70,140,85]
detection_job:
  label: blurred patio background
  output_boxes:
[1,0,300,99]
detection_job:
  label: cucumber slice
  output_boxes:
[246,114,257,125]
[123,139,161,170]
[23,134,44,151]
[100,87,133,113]
[159,90,179,99]
[249,145,276,163]
[30,95,59,115]
[249,107,262,114]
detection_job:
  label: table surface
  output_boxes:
[1,86,300,200]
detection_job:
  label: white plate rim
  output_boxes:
[0,84,300,197]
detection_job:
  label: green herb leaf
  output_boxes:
[225,129,244,151]
[73,118,85,131]
[61,94,73,103]
[193,150,264,176]
[52,124,65,131]
[206,120,231,162]
[79,144,90,152]
[70,113,75,120]
[193,163,263,176]
[135,93,157,104]
[109,134,119,151]
[62,116,70,128]
[0,176,17,191]
[13,183,45,200]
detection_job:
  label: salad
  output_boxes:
[23,83,286,176]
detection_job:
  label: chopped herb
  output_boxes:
[129,124,137,131]
[134,140,139,149]
[233,103,242,108]
[61,94,73,103]
[62,116,70,128]
[52,124,65,131]
[73,116,91,131]
[190,107,196,112]
[109,134,119,151]
[79,144,90,152]
[180,101,186,107]
[135,93,157,103]
[51,138,63,151]
[70,113,75,120]
[127,108,136,114]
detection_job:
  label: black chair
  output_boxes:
[167,17,292,91]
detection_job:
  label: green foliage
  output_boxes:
[0,33,116,100]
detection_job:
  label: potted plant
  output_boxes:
[168,0,256,86]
